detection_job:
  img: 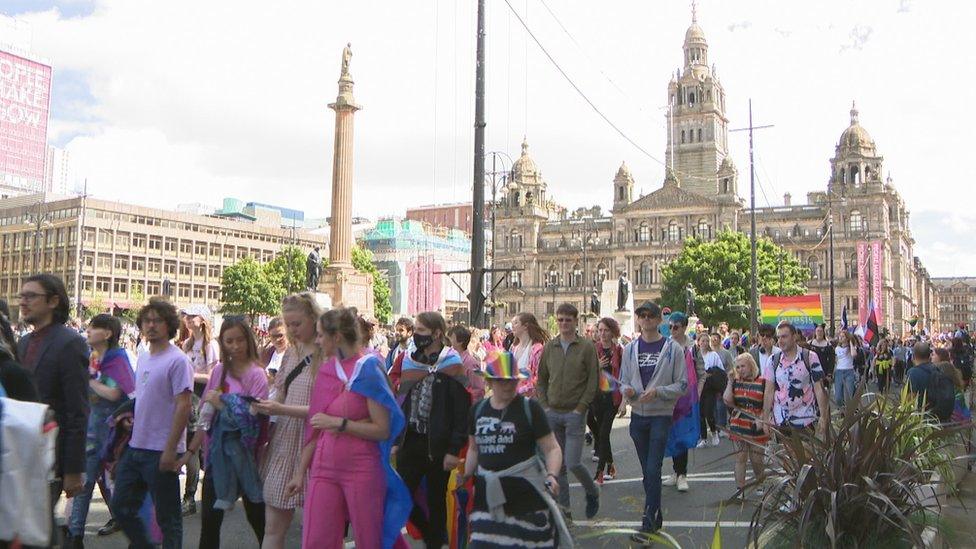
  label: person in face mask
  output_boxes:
[391,311,471,548]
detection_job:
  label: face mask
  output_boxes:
[413,333,435,350]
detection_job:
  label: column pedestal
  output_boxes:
[318,265,374,314]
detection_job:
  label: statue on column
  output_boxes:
[341,43,352,76]
[616,272,631,312]
[306,247,322,291]
[589,292,601,316]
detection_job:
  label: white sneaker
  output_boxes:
[755,486,765,497]
[662,475,677,486]
[696,439,709,449]
[676,475,689,492]
[710,431,721,447]
[592,454,600,463]
[719,430,728,438]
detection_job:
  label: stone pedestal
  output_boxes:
[599,279,635,336]
[318,266,374,315]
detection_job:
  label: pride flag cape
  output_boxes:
[310,355,411,549]
[666,346,700,457]
[398,347,465,398]
[599,370,621,392]
[760,294,824,332]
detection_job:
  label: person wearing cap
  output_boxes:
[536,302,601,520]
[463,350,570,547]
[661,311,700,493]
[619,300,688,538]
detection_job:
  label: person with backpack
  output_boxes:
[906,342,956,424]
[762,321,830,439]
[463,350,570,547]
[950,336,973,390]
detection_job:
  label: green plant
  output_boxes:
[750,382,966,548]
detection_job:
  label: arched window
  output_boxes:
[722,178,730,193]
[571,263,583,288]
[848,253,858,279]
[638,222,650,242]
[689,92,695,105]
[849,165,859,187]
[697,128,702,142]
[668,221,681,241]
[509,228,523,250]
[510,270,522,288]
[697,219,710,239]
[637,261,652,285]
[617,186,624,200]
[595,263,609,288]
[808,256,820,279]
[849,210,863,233]
[546,265,559,287]
[681,130,686,144]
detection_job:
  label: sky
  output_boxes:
[2,0,975,277]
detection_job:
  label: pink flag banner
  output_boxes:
[871,241,883,327]
[857,242,869,326]
[407,258,442,315]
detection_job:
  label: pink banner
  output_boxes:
[0,51,52,186]
[857,242,868,326]
[407,258,443,315]
[872,241,883,327]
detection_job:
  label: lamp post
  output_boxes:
[485,151,513,311]
[27,198,52,273]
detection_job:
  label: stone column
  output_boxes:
[328,49,360,269]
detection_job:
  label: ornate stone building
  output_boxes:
[492,11,939,335]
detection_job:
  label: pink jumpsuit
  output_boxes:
[303,356,387,549]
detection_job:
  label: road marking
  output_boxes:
[575,520,751,528]
[571,475,735,487]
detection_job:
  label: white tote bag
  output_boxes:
[0,397,55,546]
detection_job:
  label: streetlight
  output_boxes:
[26,198,52,273]
[485,151,513,311]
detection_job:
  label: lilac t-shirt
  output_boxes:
[131,343,194,452]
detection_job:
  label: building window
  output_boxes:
[178,285,191,299]
[510,271,522,288]
[81,277,93,292]
[208,265,221,278]
[149,236,162,251]
[179,263,192,276]
[133,234,146,250]
[208,287,221,300]
[571,264,583,288]
[668,221,681,241]
[82,253,94,268]
[147,281,161,295]
[546,266,559,287]
[179,240,193,254]
[97,255,111,270]
[595,263,609,288]
[210,243,221,256]
[113,256,129,271]
[164,238,177,253]
[637,261,652,285]
[193,264,206,277]
[164,261,177,275]
[148,259,162,273]
[95,277,111,292]
[193,286,206,299]
[848,253,858,280]
[697,128,702,142]
[637,222,650,242]
[849,210,863,233]
[697,219,710,239]
[808,256,820,279]
[508,229,523,251]
[132,258,145,273]
[681,130,686,144]
[223,246,235,260]
[113,279,128,295]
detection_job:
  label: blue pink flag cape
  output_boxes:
[666,346,700,457]
[400,347,464,375]
[309,355,412,549]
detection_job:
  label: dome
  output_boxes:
[614,161,632,181]
[512,137,538,177]
[685,22,706,43]
[839,103,875,150]
[718,156,736,172]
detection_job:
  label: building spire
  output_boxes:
[850,100,859,125]
[691,0,698,23]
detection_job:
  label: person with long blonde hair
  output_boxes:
[252,292,322,549]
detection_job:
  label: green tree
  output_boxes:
[352,245,392,324]
[121,283,147,325]
[220,257,280,318]
[264,245,308,298]
[660,230,809,328]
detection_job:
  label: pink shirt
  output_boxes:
[459,350,486,401]
[308,355,383,476]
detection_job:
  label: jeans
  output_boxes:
[110,448,183,549]
[834,369,857,407]
[546,410,600,509]
[68,441,112,536]
[629,414,672,532]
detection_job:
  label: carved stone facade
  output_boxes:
[492,12,938,335]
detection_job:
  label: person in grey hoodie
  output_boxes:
[620,301,688,539]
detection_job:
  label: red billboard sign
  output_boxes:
[0,50,52,189]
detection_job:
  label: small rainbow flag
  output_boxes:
[599,370,621,392]
[760,294,824,332]
[485,350,522,379]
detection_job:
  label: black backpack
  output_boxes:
[919,364,955,423]
[953,353,974,384]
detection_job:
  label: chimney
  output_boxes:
[783,192,792,207]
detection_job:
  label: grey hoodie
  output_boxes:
[620,335,688,417]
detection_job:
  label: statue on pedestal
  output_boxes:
[306,247,322,291]
[686,283,696,316]
[589,292,601,316]
[341,43,352,76]
[616,273,631,312]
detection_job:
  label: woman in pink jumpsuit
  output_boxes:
[286,308,405,549]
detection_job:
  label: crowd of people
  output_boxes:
[0,271,972,549]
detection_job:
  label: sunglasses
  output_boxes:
[637,313,657,319]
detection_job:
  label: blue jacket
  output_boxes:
[208,394,264,510]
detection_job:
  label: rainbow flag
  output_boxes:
[760,294,824,332]
[599,370,621,392]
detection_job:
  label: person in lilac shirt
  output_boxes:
[111,298,194,549]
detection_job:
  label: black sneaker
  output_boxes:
[585,492,600,518]
[181,497,197,516]
[585,432,593,446]
[97,518,120,536]
[67,534,85,549]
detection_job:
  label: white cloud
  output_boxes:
[9,0,976,277]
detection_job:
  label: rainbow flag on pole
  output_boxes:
[760,294,824,332]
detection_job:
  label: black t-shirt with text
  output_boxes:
[469,395,551,515]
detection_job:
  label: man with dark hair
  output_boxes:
[906,342,939,410]
[112,297,193,548]
[751,323,781,381]
[16,273,90,544]
[386,316,414,373]
[538,301,601,520]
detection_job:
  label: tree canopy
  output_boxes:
[220,256,280,318]
[264,245,308,296]
[352,245,392,324]
[660,230,809,329]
